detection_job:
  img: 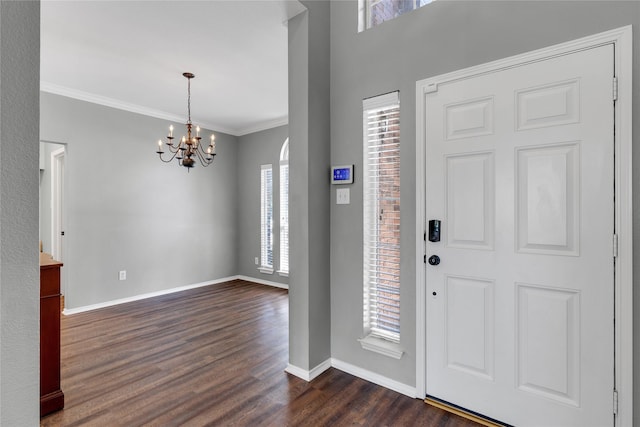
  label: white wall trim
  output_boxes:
[236,116,288,136]
[358,335,404,359]
[285,358,331,382]
[63,275,287,315]
[612,26,634,427]
[285,358,416,399]
[62,276,237,315]
[331,358,416,398]
[236,275,289,290]
[41,81,288,137]
[257,266,275,275]
[414,26,633,425]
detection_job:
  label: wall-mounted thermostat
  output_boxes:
[331,165,354,184]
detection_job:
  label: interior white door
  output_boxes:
[425,45,614,426]
[51,147,66,297]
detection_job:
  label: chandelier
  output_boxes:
[156,72,216,169]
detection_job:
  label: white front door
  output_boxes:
[424,45,614,426]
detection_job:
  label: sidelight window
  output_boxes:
[260,164,274,273]
[362,92,401,345]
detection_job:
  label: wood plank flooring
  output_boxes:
[41,279,480,426]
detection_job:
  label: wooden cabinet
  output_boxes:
[40,253,64,417]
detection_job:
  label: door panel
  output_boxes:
[445,275,494,380]
[425,45,614,426]
[516,142,579,255]
[516,283,580,406]
[446,152,495,249]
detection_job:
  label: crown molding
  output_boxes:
[236,116,289,136]
[40,81,244,137]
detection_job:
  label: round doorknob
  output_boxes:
[428,255,440,266]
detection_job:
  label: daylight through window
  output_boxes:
[260,164,274,273]
[359,0,433,31]
[279,139,289,276]
[363,92,401,342]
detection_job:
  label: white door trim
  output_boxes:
[51,146,66,298]
[415,26,632,425]
[50,146,64,261]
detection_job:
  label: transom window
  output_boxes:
[358,0,433,31]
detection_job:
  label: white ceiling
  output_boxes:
[41,1,306,136]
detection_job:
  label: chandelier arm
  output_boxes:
[166,142,180,154]
[194,145,214,167]
[193,146,209,167]
[158,148,180,163]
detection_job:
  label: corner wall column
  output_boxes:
[287,1,331,374]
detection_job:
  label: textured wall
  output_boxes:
[0,1,41,424]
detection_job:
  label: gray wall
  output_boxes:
[288,1,332,371]
[40,92,239,309]
[328,0,640,418]
[0,1,40,425]
[236,124,289,286]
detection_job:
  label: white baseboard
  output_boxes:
[64,275,242,315]
[285,358,332,382]
[331,358,416,398]
[236,275,289,290]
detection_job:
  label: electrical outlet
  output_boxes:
[119,270,126,281]
[254,257,259,265]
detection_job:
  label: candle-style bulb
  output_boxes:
[196,126,200,137]
[169,125,174,137]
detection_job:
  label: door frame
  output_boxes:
[50,145,66,296]
[415,26,633,425]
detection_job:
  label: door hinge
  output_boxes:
[424,231,426,241]
[424,254,427,264]
[613,234,618,258]
[613,76,618,101]
[613,389,618,416]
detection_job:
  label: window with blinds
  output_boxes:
[363,91,401,343]
[260,164,274,272]
[279,139,289,275]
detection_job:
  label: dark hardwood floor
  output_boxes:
[41,279,480,426]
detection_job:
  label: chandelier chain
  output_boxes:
[187,76,192,124]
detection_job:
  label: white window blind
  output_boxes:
[260,164,274,271]
[279,149,289,275]
[363,91,401,342]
